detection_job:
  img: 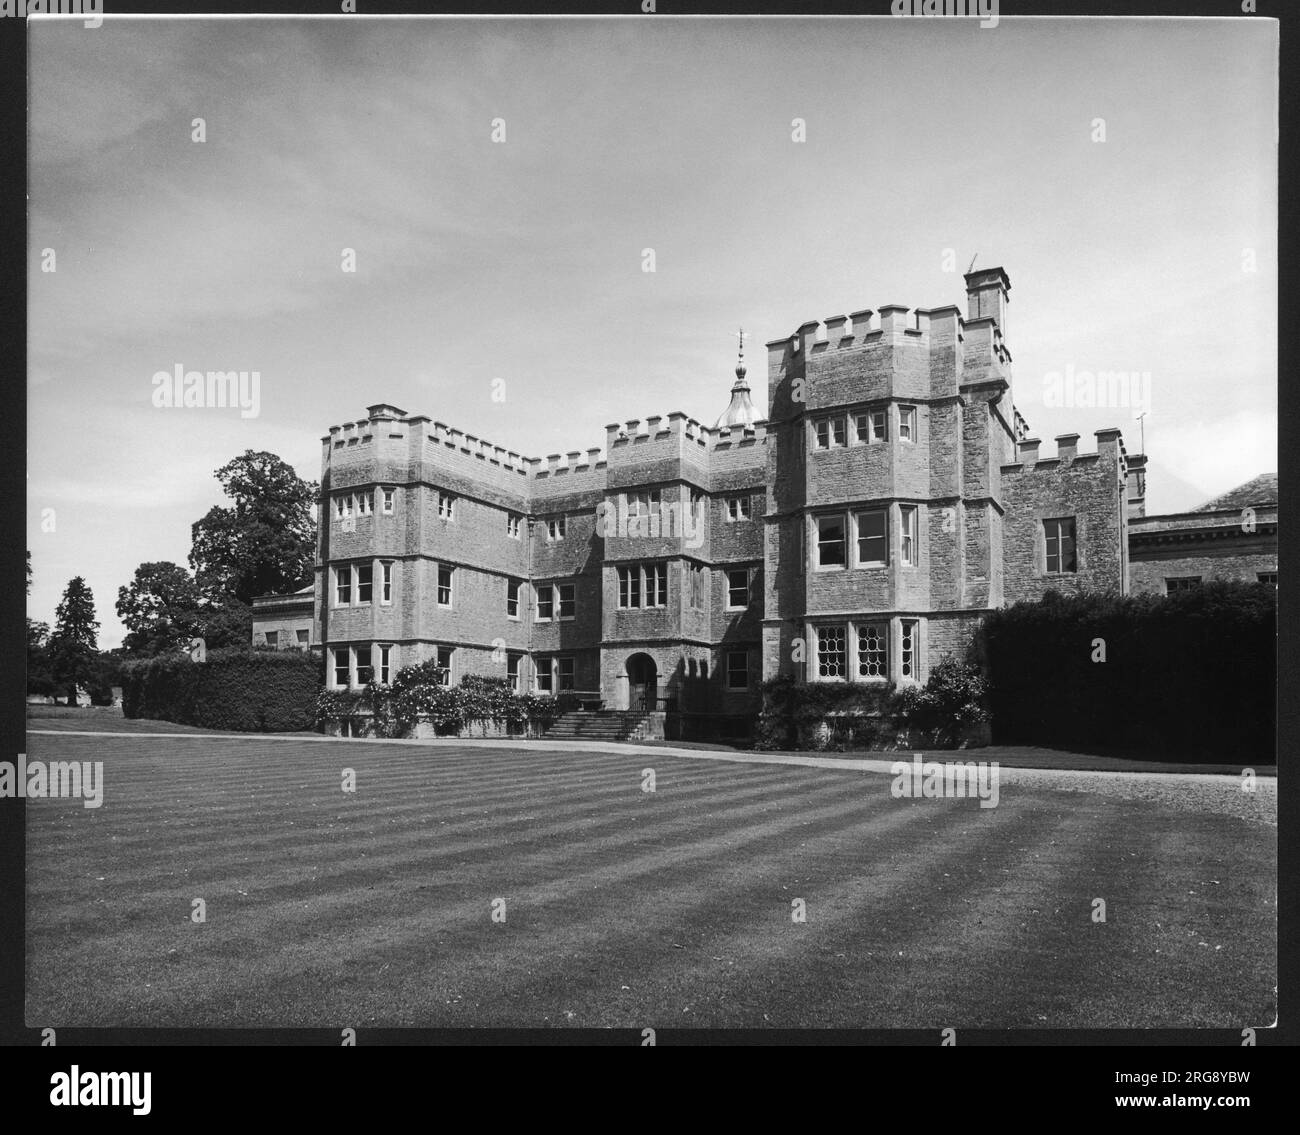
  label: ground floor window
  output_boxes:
[810,617,923,684]
[1165,576,1202,594]
[726,650,749,689]
[435,645,454,686]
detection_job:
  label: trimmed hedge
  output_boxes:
[122,647,321,732]
[976,582,1276,762]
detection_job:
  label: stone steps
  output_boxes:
[546,710,648,741]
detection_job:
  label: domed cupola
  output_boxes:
[713,327,758,430]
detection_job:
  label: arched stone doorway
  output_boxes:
[626,653,658,712]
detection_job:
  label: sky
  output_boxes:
[28,15,1278,648]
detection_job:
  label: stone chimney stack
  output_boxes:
[964,266,1011,337]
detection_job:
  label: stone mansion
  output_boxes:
[251,267,1276,729]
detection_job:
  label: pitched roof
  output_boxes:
[1193,472,1277,512]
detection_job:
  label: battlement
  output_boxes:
[602,411,771,454]
[1000,427,1126,474]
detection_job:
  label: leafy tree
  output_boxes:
[116,561,204,656]
[189,451,317,605]
[49,577,100,705]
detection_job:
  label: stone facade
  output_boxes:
[1128,473,1278,596]
[261,266,1277,731]
[249,586,314,650]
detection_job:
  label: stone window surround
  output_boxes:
[807,616,925,685]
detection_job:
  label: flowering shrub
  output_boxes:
[315,663,569,738]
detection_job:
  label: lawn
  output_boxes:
[23,729,1276,1029]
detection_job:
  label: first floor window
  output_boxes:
[857,623,887,678]
[335,565,352,606]
[617,563,667,608]
[1044,517,1077,574]
[814,416,847,449]
[558,583,576,619]
[356,563,373,604]
[899,405,916,442]
[627,489,661,517]
[817,624,847,678]
[435,646,453,686]
[381,487,395,514]
[557,657,575,691]
[536,655,554,693]
[726,650,749,690]
[726,494,752,522]
[355,645,373,685]
[507,512,522,539]
[1166,576,1202,594]
[727,568,750,609]
[900,620,918,680]
[507,578,521,618]
[857,409,888,443]
[437,565,454,606]
[332,649,349,687]
[378,644,393,684]
[856,510,887,567]
[546,515,566,540]
[817,514,847,569]
[381,561,393,604]
[437,492,455,520]
[900,505,918,567]
[264,631,278,648]
[537,585,554,620]
[356,491,372,516]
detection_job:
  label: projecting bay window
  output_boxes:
[356,563,373,604]
[380,561,393,604]
[617,563,668,608]
[330,644,394,689]
[1044,517,1077,574]
[808,617,924,684]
